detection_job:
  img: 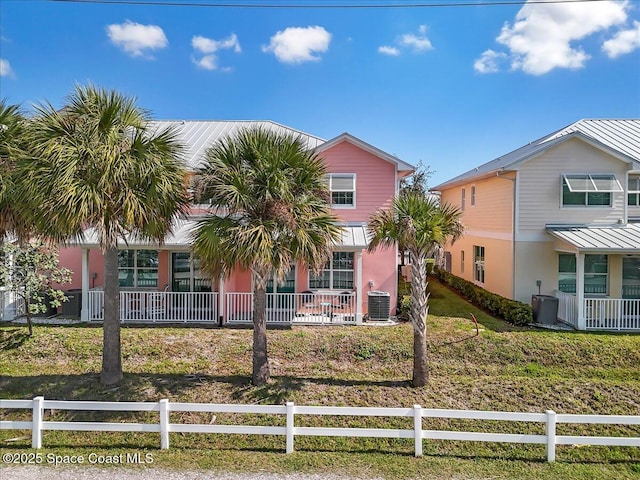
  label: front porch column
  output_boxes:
[576,252,585,330]
[80,249,89,322]
[218,274,225,325]
[356,251,363,325]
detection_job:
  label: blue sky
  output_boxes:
[1,0,639,185]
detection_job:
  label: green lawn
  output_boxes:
[1,278,639,479]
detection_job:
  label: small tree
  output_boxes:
[0,241,72,335]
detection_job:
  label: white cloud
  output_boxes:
[378,45,400,56]
[474,49,508,73]
[191,33,241,71]
[262,26,331,64]
[192,33,241,54]
[602,21,640,58]
[0,58,14,77]
[476,0,630,75]
[106,20,168,58]
[399,25,433,52]
[378,25,433,56]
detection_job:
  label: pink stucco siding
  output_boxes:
[321,141,396,222]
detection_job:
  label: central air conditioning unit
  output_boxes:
[368,291,390,321]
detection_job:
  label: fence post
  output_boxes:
[546,410,556,462]
[31,396,44,449]
[414,404,423,457]
[159,399,170,450]
[286,402,295,454]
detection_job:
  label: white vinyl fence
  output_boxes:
[1,397,638,463]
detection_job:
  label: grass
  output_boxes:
[1,278,639,479]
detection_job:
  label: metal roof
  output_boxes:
[432,119,640,191]
[150,120,326,171]
[546,223,640,253]
[149,120,414,174]
[74,221,370,250]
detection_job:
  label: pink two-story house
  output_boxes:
[57,121,414,326]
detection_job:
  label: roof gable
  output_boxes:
[432,119,640,191]
[317,132,414,173]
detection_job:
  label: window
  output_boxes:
[558,253,608,295]
[470,186,476,206]
[628,175,640,207]
[561,174,621,207]
[558,254,576,293]
[118,250,158,288]
[461,250,465,274]
[473,246,485,283]
[171,252,211,292]
[327,174,356,207]
[461,188,466,211]
[309,252,354,290]
[622,256,640,299]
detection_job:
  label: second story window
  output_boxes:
[471,186,476,206]
[628,175,640,206]
[561,174,622,207]
[461,188,466,211]
[327,174,356,208]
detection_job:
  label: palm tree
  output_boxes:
[368,193,463,387]
[0,100,32,244]
[20,85,189,385]
[192,126,342,386]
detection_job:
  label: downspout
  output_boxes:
[496,170,517,300]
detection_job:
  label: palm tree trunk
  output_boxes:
[252,270,270,386]
[101,247,123,385]
[410,251,429,387]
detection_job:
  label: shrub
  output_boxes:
[432,268,533,326]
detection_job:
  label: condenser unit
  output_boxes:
[368,291,390,321]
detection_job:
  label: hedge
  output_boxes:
[432,268,533,326]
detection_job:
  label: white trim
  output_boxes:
[328,173,357,209]
[81,249,90,322]
[470,185,476,207]
[464,230,512,241]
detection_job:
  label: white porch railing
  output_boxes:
[225,292,356,326]
[585,298,640,331]
[1,397,638,462]
[88,290,219,323]
[556,291,579,328]
[555,291,640,331]
[0,290,25,322]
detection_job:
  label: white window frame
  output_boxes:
[118,249,158,288]
[327,173,356,209]
[473,245,485,284]
[628,175,640,207]
[561,174,621,208]
[309,252,354,290]
[470,185,476,207]
[461,187,466,212]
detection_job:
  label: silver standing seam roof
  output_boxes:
[546,223,640,253]
[432,119,640,191]
[74,222,370,250]
[149,120,326,171]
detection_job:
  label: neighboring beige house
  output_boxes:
[432,119,640,331]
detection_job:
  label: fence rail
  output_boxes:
[1,397,638,462]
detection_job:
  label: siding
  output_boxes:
[517,139,628,237]
[321,141,396,222]
[440,173,514,235]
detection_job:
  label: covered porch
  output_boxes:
[547,224,640,331]
[74,220,375,326]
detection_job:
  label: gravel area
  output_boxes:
[1,467,377,480]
